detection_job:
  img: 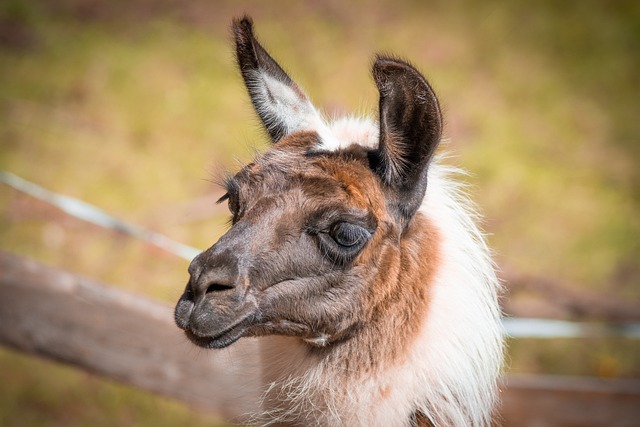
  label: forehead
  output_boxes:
[231,131,383,211]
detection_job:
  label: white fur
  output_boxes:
[252,117,504,426]
[303,334,331,347]
[248,70,339,146]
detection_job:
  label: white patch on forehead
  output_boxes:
[248,70,338,146]
[248,69,381,152]
[321,117,379,151]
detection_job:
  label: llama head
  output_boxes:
[174,16,442,350]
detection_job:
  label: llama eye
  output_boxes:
[329,223,370,248]
[227,197,239,215]
[217,192,234,212]
[217,192,241,222]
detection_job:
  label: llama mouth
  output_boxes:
[185,315,253,349]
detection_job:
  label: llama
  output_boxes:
[174,16,504,427]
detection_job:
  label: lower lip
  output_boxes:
[184,317,251,349]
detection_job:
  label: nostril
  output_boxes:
[206,283,235,293]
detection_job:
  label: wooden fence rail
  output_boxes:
[1,250,639,426]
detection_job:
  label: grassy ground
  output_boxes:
[0,347,228,427]
[1,0,639,425]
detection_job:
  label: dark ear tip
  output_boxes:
[372,55,416,94]
[372,55,414,73]
[232,15,255,42]
[373,54,406,68]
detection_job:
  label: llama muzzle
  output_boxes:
[174,245,258,349]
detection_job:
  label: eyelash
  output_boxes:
[330,222,371,248]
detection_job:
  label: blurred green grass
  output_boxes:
[0,0,639,425]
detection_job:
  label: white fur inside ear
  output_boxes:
[248,70,337,145]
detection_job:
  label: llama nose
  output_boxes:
[187,251,240,297]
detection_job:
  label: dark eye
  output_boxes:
[329,222,371,248]
[216,192,240,222]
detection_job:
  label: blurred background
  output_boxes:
[0,0,638,425]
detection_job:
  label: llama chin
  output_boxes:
[175,15,504,427]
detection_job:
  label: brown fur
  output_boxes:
[411,411,436,427]
[338,212,440,371]
[176,129,440,374]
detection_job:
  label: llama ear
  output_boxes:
[369,56,443,222]
[232,16,326,143]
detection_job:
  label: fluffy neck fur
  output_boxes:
[252,117,504,427]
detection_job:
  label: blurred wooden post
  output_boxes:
[0,250,261,422]
[1,250,639,426]
[501,375,640,427]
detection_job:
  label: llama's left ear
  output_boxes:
[369,56,443,222]
[232,16,328,144]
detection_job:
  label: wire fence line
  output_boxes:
[2,170,639,339]
[1,171,200,261]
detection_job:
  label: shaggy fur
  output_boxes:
[175,16,504,427]
[255,119,503,426]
